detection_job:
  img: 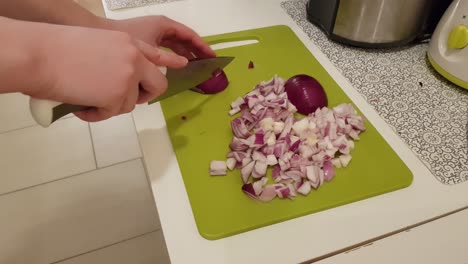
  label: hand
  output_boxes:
[25,23,188,122]
[107,16,216,60]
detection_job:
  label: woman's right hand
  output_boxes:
[24,22,188,122]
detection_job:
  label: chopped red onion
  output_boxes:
[272,165,281,181]
[289,140,301,152]
[231,118,250,139]
[253,180,263,196]
[254,133,265,145]
[227,151,246,162]
[332,158,342,168]
[266,154,278,166]
[242,183,257,200]
[258,185,277,202]
[231,97,245,109]
[252,161,267,178]
[241,161,255,183]
[279,115,294,139]
[339,154,352,167]
[226,158,237,170]
[242,157,252,167]
[297,180,312,195]
[229,107,241,116]
[210,161,227,176]
[229,137,249,151]
[252,151,267,162]
[211,75,366,201]
[322,160,335,182]
[285,170,303,182]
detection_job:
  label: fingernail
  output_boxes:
[180,56,189,65]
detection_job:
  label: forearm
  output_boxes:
[0,17,42,94]
[0,0,108,28]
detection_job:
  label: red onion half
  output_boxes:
[284,74,328,115]
[192,68,229,94]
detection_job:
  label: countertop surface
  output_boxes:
[102,0,468,263]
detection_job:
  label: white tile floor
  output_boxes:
[89,113,142,168]
[0,93,170,264]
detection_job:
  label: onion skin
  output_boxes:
[284,75,328,115]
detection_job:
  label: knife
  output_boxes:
[29,56,235,128]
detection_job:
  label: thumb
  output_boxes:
[135,40,188,69]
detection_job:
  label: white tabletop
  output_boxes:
[103,0,468,263]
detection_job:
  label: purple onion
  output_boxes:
[285,74,328,115]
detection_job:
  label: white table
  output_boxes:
[103,0,468,263]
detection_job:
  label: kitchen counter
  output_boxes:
[101,0,468,263]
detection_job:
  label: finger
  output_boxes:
[137,60,168,104]
[74,107,116,123]
[136,40,188,68]
[162,40,195,60]
[159,17,216,58]
[119,81,139,113]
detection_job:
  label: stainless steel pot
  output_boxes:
[306,0,453,48]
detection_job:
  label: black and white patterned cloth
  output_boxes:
[282,0,468,185]
[104,0,181,10]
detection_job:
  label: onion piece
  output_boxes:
[226,158,237,170]
[227,151,246,162]
[292,118,309,136]
[241,161,255,183]
[242,183,257,200]
[285,170,303,182]
[254,133,265,145]
[192,68,229,94]
[266,154,278,166]
[258,185,277,202]
[287,183,297,197]
[266,133,276,146]
[229,137,249,151]
[297,180,312,195]
[252,180,264,196]
[231,118,250,139]
[322,160,335,182]
[210,161,227,176]
[229,107,241,116]
[332,158,342,168]
[242,157,252,167]
[259,117,274,131]
[306,165,322,189]
[252,161,267,178]
[276,186,291,199]
[231,97,245,109]
[340,154,352,167]
[252,151,266,162]
[279,115,294,139]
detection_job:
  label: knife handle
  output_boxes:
[29,98,89,127]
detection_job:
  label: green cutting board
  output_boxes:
[160,25,413,240]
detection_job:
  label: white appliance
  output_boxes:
[428,0,468,89]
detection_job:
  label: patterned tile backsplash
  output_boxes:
[282,0,468,185]
[104,0,181,10]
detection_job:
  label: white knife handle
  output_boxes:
[29,98,61,127]
[29,98,88,127]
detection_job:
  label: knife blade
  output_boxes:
[152,56,234,103]
[29,56,235,128]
